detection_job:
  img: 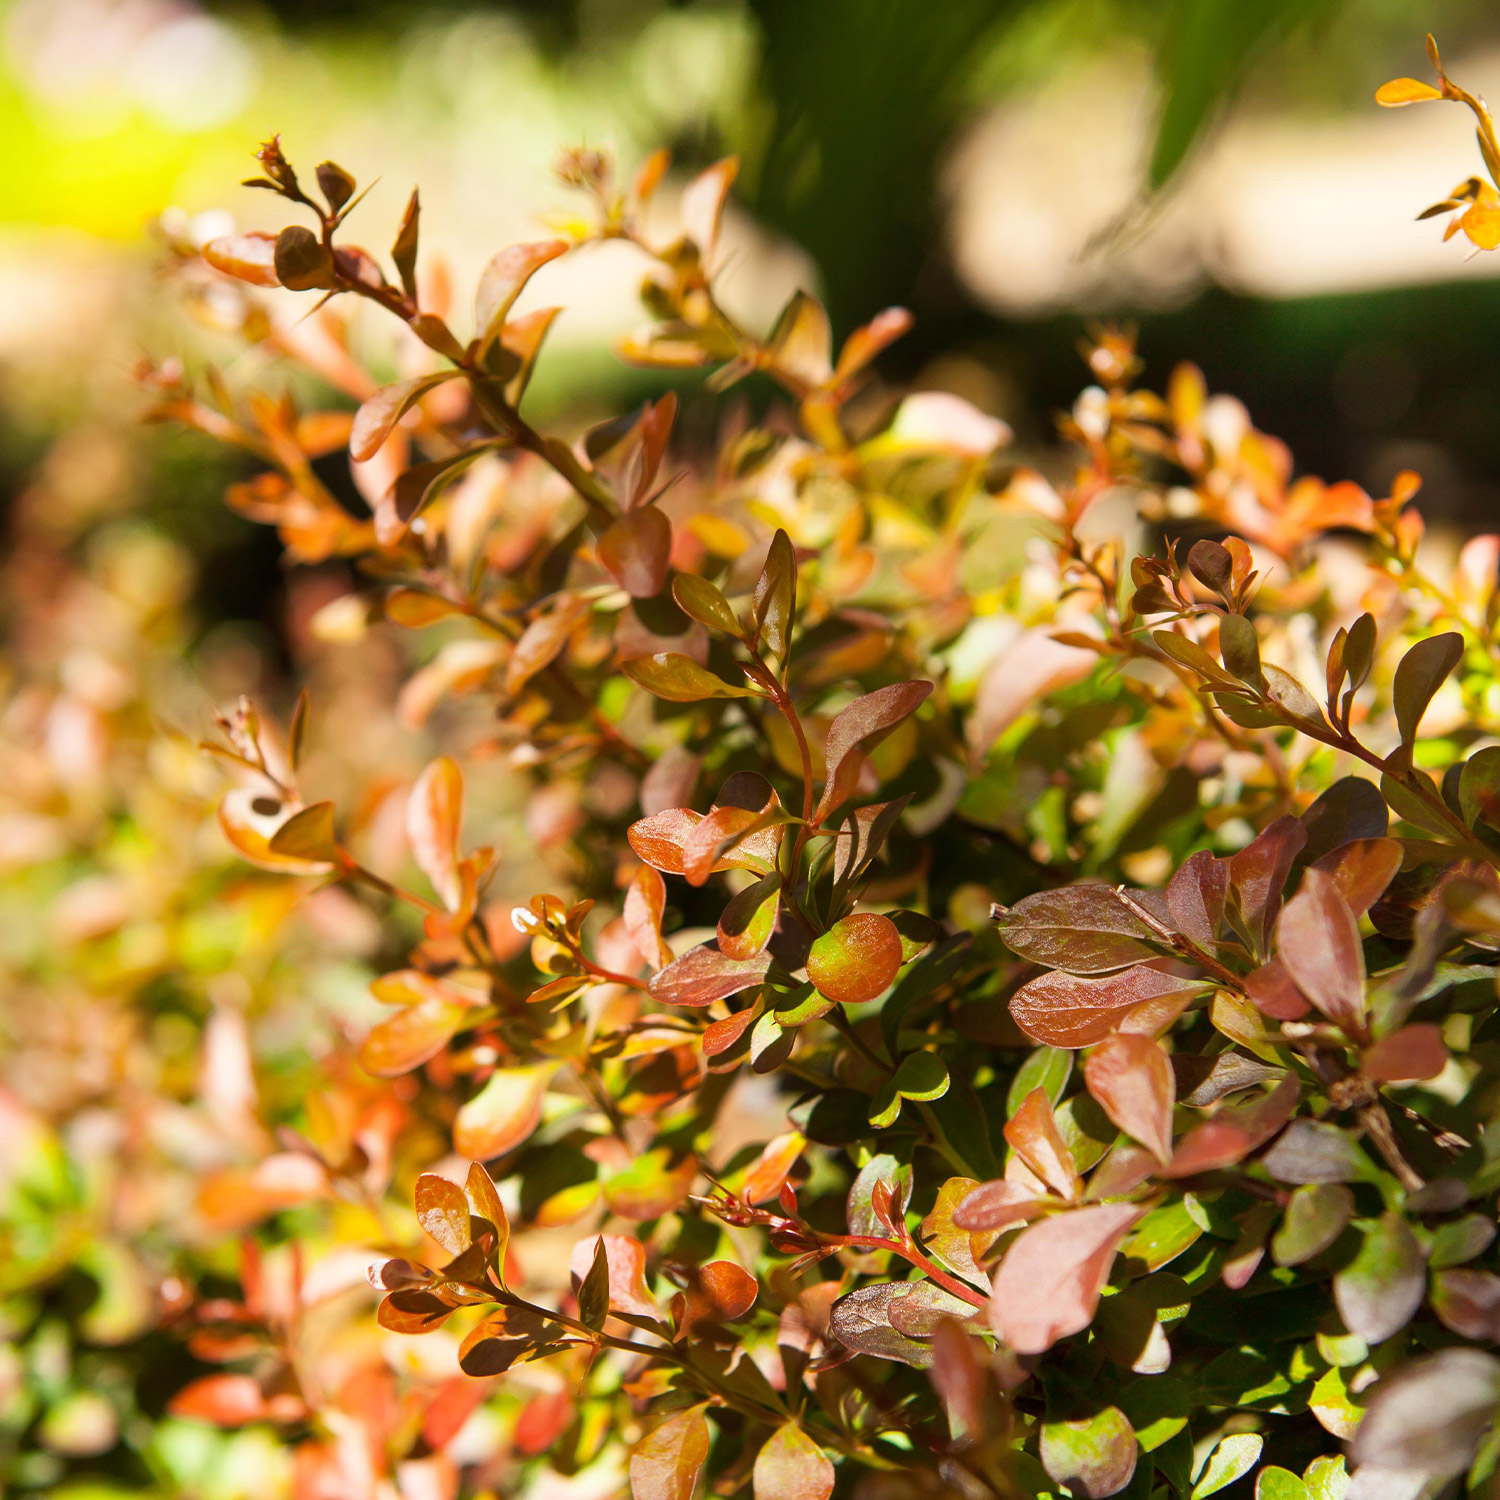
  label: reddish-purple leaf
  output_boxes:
[681,804,774,887]
[624,865,672,970]
[1363,1022,1448,1082]
[1244,957,1311,1021]
[1083,1034,1174,1164]
[599,505,672,599]
[952,1179,1048,1232]
[673,1260,758,1338]
[377,1289,455,1334]
[457,1304,552,1375]
[568,1233,661,1320]
[1162,1074,1299,1177]
[1166,849,1228,949]
[1433,1270,1500,1341]
[807,912,903,1005]
[649,945,771,1006]
[702,1006,758,1058]
[168,1373,268,1427]
[816,681,932,820]
[1004,1087,1080,1200]
[995,885,1159,973]
[1010,966,1205,1049]
[1351,1348,1500,1481]
[1312,836,1403,918]
[1275,867,1366,1036]
[627,807,776,876]
[630,1404,711,1500]
[1228,815,1307,958]
[989,1202,1142,1355]
[633,391,678,501]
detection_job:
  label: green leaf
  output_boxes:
[1149,0,1310,188]
[673,573,742,635]
[1393,631,1464,747]
[1191,1434,1264,1499]
[1040,1407,1138,1500]
[1219,613,1265,692]
[753,529,797,664]
[621,652,760,703]
[577,1236,610,1331]
[1255,1468,1311,1500]
[1271,1183,1354,1266]
[1301,1456,1348,1500]
[892,1050,950,1102]
[1118,1375,1190,1452]
[1460,746,1500,828]
[1006,1046,1073,1116]
[1334,1213,1425,1344]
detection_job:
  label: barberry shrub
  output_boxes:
[142,42,1500,1499]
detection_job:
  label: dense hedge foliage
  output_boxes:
[9,33,1500,1500]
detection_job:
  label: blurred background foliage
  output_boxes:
[7,0,1500,590]
[7,0,1500,1494]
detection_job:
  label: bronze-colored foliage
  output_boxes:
[41,51,1500,1495]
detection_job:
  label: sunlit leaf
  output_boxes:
[453,1064,552,1159]
[1040,1407,1137,1500]
[630,1404,710,1500]
[407,756,464,910]
[1010,966,1206,1049]
[1392,632,1464,747]
[649,945,771,1007]
[816,680,932,820]
[622,653,760,703]
[996,884,1159,973]
[989,1202,1141,1355]
[474,239,568,351]
[807,911,903,1004]
[350,372,463,462]
[1083,1033,1174,1163]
